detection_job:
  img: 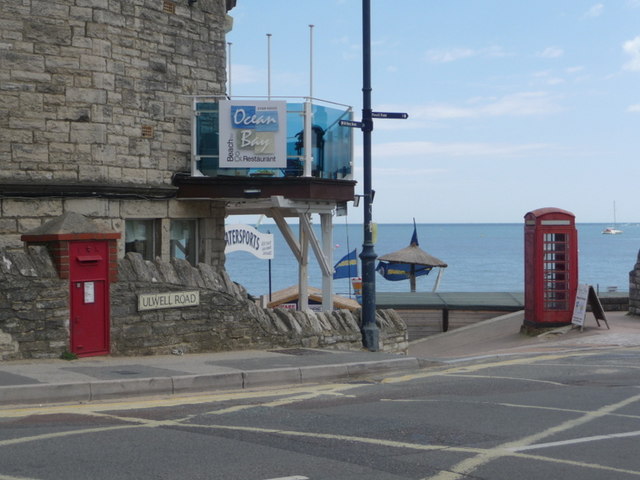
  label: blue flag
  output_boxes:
[410,221,419,246]
[333,249,358,279]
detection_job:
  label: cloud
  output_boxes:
[583,3,604,17]
[425,46,508,63]
[425,47,475,63]
[372,166,448,176]
[373,141,551,159]
[409,92,564,120]
[532,70,565,86]
[628,104,640,112]
[537,46,564,58]
[623,36,640,71]
[230,64,264,85]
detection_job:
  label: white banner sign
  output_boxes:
[218,100,287,168]
[225,224,274,260]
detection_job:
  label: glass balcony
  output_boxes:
[192,97,354,180]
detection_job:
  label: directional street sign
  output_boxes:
[371,111,408,119]
[339,119,363,128]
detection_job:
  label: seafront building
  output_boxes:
[0,0,367,359]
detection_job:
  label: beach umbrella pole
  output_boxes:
[410,264,416,292]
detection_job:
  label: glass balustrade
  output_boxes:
[192,98,353,180]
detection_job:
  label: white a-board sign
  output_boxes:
[224,224,274,260]
[571,284,609,331]
[571,284,590,327]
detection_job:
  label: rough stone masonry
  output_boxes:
[0,246,408,360]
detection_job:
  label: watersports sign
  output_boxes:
[224,224,274,260]
[218,100,287,168]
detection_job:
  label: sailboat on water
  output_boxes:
[602,201,623,235]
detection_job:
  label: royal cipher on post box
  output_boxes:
[524,207,578,328]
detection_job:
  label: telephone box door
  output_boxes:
[69,241,110,356]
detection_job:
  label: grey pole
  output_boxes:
[360,0,379,351]
[266,33,272,99]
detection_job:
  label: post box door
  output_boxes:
[69,241,110,356]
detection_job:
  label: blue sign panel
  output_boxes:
[371,111,408,119]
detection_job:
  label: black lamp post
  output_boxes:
[359,0,379,351]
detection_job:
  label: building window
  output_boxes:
[170,219,198,265]
[125,219,159,261]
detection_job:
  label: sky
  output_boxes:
[226,1,640,224]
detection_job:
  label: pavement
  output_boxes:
[1,310,639,406]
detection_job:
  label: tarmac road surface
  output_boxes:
[1,336,639,479]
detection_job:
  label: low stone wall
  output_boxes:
[0,248,408,360]
[0,246,69,360]
[112,253,407,356]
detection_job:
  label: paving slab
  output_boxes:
[0,348,416,406]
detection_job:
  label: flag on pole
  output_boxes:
[333,249,358,279]
[410,219,419,246]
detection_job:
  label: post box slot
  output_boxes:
[76,255,102,263]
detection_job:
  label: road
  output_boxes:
[1,346,639,480]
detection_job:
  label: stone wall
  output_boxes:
[112,253,408,356]
[0,0,231,259]
[0,0,228,187]
[0,247,408,360]
[629,250,640,315]
[0,246,69,360]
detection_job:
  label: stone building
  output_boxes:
[0,1,383,359]
[1,0,236,265]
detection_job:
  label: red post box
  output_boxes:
[69,241,111,356]
[524,207,578,328]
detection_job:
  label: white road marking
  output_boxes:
[263,477,309,480]
[0,475,40,480]
[423,392,640,480]
[508,429,640,452]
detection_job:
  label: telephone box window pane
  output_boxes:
[125,220,158,261]
[171,219,198,265]
[542,231,570,311]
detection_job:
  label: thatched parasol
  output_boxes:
[377,223,447,292]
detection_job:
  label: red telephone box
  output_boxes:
[69,241,110,356]
[524,207,578,328]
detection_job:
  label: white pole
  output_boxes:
[433,268,444,292]
[303,25,315,177]
[309,24,314,99]
[303,100,312,177]
[266,33,272,100]
[227,42,232,98]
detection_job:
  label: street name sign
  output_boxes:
[339,120,363,128]
[138,290,200,311]
[371,111,408,119]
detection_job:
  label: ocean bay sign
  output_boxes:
[225,224,274,260]
[218,100,287,168]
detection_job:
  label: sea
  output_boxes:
[224,223,640,298]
